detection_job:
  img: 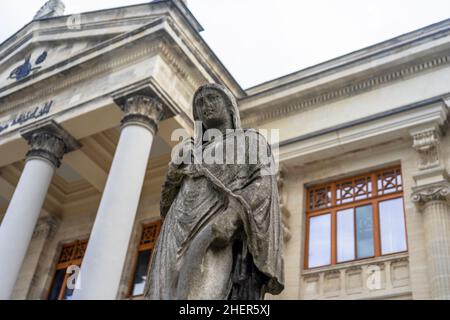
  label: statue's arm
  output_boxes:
[160,138,193,218]
[160,163,185,219]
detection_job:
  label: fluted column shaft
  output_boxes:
[412,182,450,300]
[423,200,450,299]
[73,95,164,300]
[0,122,79,299]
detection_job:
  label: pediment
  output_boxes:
[0,1,202,94]
[0,19,160,91]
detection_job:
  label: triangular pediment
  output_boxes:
[0,1,202,93]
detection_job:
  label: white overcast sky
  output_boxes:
[0,0,449,88]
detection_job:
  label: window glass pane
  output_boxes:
[356,205,374,259]
[379,198,407,255]
[131,250,152,296]
[337,209,355,262]
[48,269,66,300]
[308,214,331,268]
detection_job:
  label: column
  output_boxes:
[0,121,79,300]
[412,182,450,300]
[73,95,164,300]
[410,125,450,299]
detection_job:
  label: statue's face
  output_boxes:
[196,90,233,130]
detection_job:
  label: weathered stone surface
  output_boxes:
[145,84,284,300]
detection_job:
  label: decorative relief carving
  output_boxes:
[26,132,65,168]
[0,42,162,114]
[411,181,450,204]
[411,127,441,170]
[21,120,81,168]
[277,166,291,242]
[120,95,165,134]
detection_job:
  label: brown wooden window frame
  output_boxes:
[304,166,407,269]
[47,239,88,300]
[127,220,162,299]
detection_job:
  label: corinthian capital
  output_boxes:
[120,95,164,134]
[411,181,450,204]
[21,121,80,168]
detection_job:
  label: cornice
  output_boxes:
[245,19,450,96]
[0,0,203,58]
[278,96,448,163]
[241,53,450,127]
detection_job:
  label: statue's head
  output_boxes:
[193,84,241,131]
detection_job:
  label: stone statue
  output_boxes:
[144,84,284,300]
[33,0,65,20]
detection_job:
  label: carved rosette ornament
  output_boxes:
[21,121,81,168]
[411,127,441,170]
[411,182,450,204]
[121,95,164,134]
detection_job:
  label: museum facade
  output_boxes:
[0,0,450,300]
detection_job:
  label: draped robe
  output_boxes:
[144,129,284,300]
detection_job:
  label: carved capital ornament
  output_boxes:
[21,120,81,168]
[120,95,164,134]
[411,181,450,204]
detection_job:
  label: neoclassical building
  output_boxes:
[0,0,449,300]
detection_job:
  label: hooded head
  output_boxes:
[193,84,241,144]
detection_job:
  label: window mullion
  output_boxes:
[373,199,382,257]
[331,209,337,265]
[58,269,70,300]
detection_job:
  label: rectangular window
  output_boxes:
[337,209,355,262]
[308,214,331,268]
[129,220,162,298]
[305,166,407,269]
[355,205,374,259]
[48,240,87,300]
[379,198,407,255]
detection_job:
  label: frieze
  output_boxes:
[242,54,450,126]
[0,101,53,135]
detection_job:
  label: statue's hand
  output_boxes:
[211,199,242,248]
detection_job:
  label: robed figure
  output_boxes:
[144,84,284,300]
